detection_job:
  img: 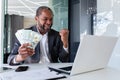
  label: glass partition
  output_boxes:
[0,0,5,65]
[49,0,68,31]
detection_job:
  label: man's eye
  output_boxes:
[42,19,47,21]
[41,18,53,22]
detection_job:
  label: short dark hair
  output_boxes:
[36,6,54,16]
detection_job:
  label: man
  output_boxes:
[7,6,69,65]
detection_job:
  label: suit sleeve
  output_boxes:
[7,38,23,65]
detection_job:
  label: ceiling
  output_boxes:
[7,0,49,18]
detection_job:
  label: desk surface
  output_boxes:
[1,63,120,80]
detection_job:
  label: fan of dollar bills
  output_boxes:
[15,29,42,49]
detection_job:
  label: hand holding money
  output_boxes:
[15,43,35,62]
[15,29,42,62]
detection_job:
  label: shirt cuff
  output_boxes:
[63,46,69,53]
[13,56,20,64]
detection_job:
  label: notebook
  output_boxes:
[48,35,118,76]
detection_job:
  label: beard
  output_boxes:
[37,22,52,34]
[40,25,51,32]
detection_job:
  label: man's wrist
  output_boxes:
[13,55,21,64]
[63,42,68,48]
[14,54,24,63]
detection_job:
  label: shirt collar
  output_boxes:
[37,27,48,37]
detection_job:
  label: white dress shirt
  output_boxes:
[39,33,51,63]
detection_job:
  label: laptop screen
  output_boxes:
[70,35,118,75]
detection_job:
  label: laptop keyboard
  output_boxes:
[59,66,72,71]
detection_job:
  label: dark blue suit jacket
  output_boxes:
[8,26,69,65]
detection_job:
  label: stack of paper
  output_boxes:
[15,29,42,49]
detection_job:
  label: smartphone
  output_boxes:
[15,66,29,72]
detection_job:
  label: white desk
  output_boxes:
[65,67,120,80]
[0,63,120,80]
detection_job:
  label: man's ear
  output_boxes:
[35,16,38,21]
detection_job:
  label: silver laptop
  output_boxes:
[48,35,118,76]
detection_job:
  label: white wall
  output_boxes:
[24,17,36,28]
[96,0,120,70]
[0,0,4,66]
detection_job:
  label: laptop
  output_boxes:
[48,35,118,76]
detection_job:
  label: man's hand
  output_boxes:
[15,43,35,63]
[59,29,69,48]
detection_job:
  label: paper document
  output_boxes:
[0,68,65,80]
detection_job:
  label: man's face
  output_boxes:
[35,10,53,34]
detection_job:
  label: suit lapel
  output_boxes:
[48,30,54,54]
[32,25,38,32]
